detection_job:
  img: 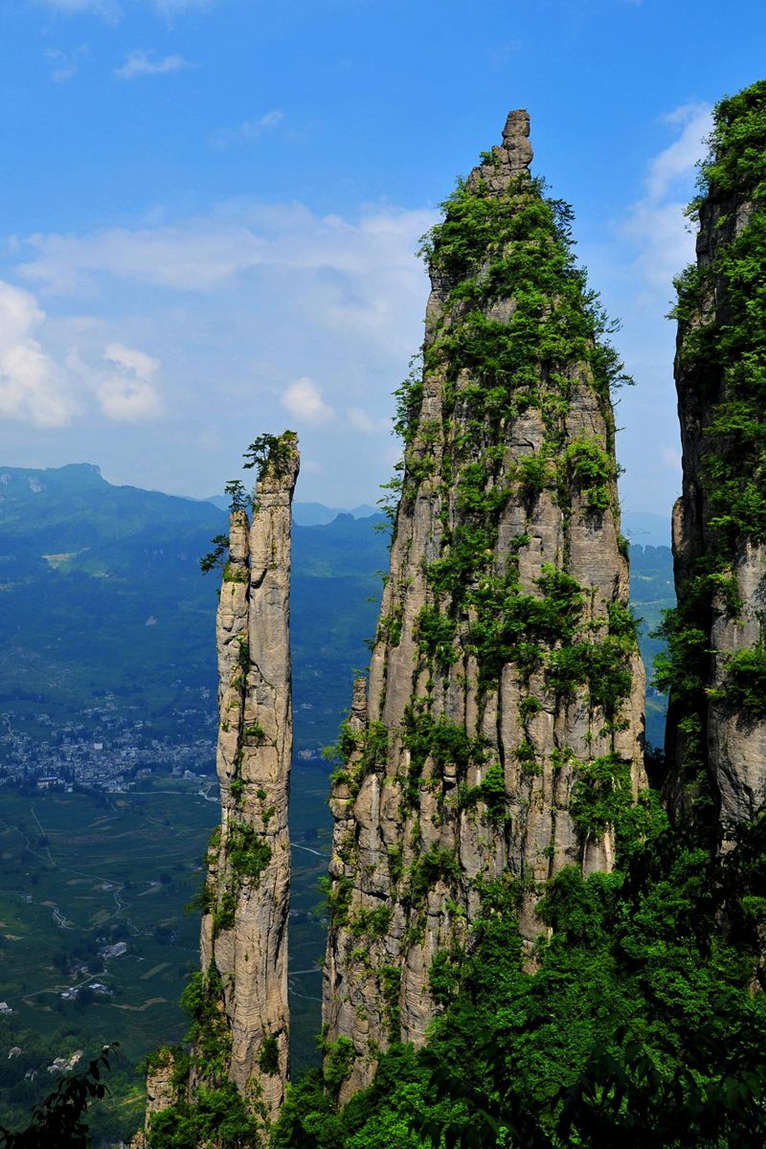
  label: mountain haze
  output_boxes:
[0,464,386,755]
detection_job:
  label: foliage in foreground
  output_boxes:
[0,1046,115,1149]
[149,1080,261,1149]
[7,804,765,1149]
[273,808,766,1149]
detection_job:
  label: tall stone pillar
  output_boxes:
[198,431,299,1124]
[322,112,645,1100]
[664,82,766,837]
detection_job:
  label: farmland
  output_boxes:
[0,763,331,1144]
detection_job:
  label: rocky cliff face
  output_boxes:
[131,1050,177,1148]
[194,432,299,1124]
[322,112,646,1099]
[664,82,766,838]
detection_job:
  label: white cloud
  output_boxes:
[34,0,121,20]
[594,103,714,517]
[45,45,89,83]
[347,406,389,433]
[0,281,163,427]
[34,0,212,16]
[647,103,712,201]
[115,51,190,79]
[281,377,333,424]
[96,376,161,420]
[9,198,433,502]
[18,204,435,359]
[210,110,285,149]
[0,281,74,427]
[255,110,283,130]
[623,200,696,290]
[489,41,521,68]
[661,446,681,470]
[19,224,268,293]
[152,0,212,12]
[622,102,713,293]
[96,342,162,421]
[51,63,77,83]
[104,341,159,380]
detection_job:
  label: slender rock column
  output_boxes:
[323,112,645,1100]
[665,82,766,837]
[198,431,299,1124]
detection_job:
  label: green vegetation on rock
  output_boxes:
[710,644,766,720]
[148,1080,261,1149]
[391,160,639,760]
[658,78,766,816]
[276,93,766,1149]
[274,810,766,1148]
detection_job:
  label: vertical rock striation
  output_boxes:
[195,432,299,1124]
[131,1050,177,1148]
[664,81,766,837]
[323,112,645,1098]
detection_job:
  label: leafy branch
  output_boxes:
[0,1045,116,1149]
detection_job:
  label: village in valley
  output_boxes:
[0,687,217,793]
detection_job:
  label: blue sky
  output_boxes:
[0,0,764,513]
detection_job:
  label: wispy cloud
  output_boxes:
[45,44,90,83]
[18,201,436,323]
[0,281,75,427]
[347,406,389,434]
[34,0,121,21]
[20,222,268,293]
[97,342,162,420]
[35,0,214,17]
[661,446,681,470]
[10,198,434,500]
[210,110,285,149]
[622,101,712,290]
[593,102,714,515]
[281,377,334,424]
[646,103,712,201]
[152,0,213,13]
[115,50,191,79]
[489,40,521,69]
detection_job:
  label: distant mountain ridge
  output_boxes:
[0,464,379,532]
[290,502,379,525]
[5,464,666,540]
[204,493,379,525]
[0,464,387,753]
[0,464,673,754]
[0,463,222,549]
[621,510,671,549]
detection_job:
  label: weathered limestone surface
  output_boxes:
[146,1054,176,1128]
[198,434,299,1123]
[709,542,766,825]
[132,1053,177,1147]
[322,113,645,1100]
[668,178,766,831]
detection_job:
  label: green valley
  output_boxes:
[0,464,674,1143]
